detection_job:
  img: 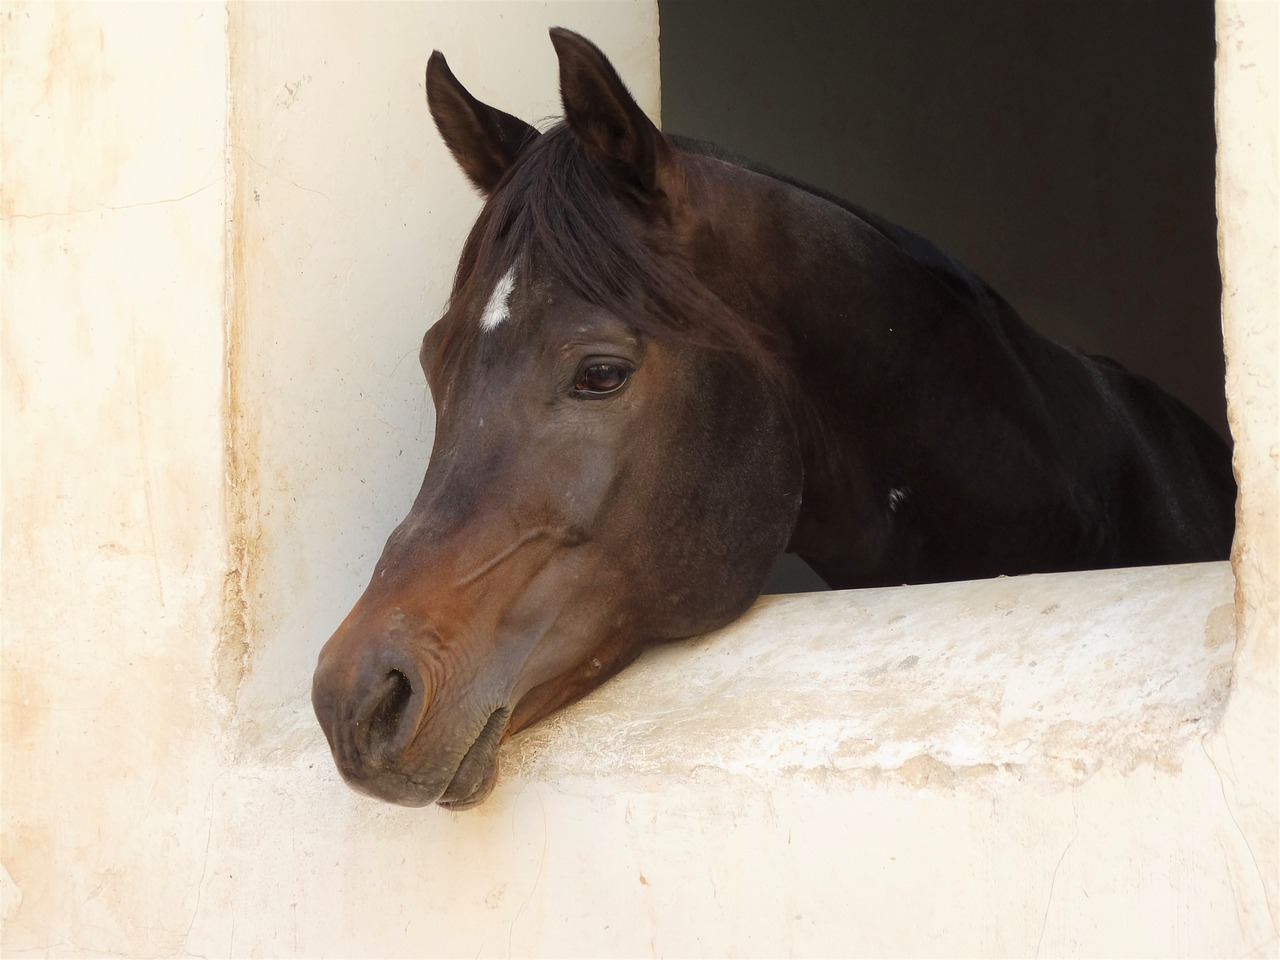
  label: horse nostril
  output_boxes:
[367,670,412,751]
[356,665,423,764]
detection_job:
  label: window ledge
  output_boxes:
[507,562,1235,791]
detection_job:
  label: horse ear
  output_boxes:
[549,28,671,208]
[426,51,540,196]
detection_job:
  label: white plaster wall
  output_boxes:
[179,563,1271,957]
[1209,0,1280,933]
[1,3,231,952]
[2,2,1276,958]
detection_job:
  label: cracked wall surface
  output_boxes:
[2,2,1276,958]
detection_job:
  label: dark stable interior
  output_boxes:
[658,0,1221,593]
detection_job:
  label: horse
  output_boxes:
[311,28,1235,809]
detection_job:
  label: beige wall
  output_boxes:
[2,2,1275,957]
[2,4,230,947]
[1211,0,1280,929]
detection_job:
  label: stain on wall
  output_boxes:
[217,4,261,708]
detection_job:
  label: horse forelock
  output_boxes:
[432,123,784,381]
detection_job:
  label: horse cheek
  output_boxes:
[644,367,801,637]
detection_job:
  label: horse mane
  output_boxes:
[670,135,1004,326]
[439,123,1004,391]
[438,123,783,379]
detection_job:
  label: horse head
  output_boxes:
[311,29,803,808]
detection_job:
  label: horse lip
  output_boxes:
[436,761,500,811]
[437,705,511,809]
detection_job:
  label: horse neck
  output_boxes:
[693,161,1074,584]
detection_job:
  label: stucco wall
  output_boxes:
[153,564,1276,956]
[2,2,1276,957]
[2,4,231,949]
[1209,0,1280,932]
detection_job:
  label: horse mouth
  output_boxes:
[436,705,510,809]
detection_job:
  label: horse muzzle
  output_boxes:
[311,624,510,808]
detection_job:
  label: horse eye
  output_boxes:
[573,361,630,396]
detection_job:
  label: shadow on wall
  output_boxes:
[660,0,1223,595]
